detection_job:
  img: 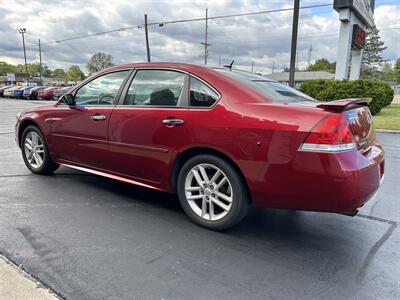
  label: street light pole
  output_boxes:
[39,38,43,85]
[18,28,28,77]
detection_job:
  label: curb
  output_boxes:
[375,129,400,134]
[0,253,63,299]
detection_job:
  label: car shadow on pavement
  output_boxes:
[53,166,364,243]
[3,166,392,299]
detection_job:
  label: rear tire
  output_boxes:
[177,154,250,230]
[21,125,59,174]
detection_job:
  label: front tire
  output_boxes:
[21,125,59,174]
[177,154,250,230]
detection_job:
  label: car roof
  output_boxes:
[101,62,216,74]
[101,62,273,79]
[101,62,279,85]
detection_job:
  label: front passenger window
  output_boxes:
[74,71,129,106]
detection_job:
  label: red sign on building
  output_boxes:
[352,24,366,49]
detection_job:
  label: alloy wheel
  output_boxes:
[24,131,45,169]
[184,163,233,221]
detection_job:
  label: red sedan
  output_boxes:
[15,63,384,230]
[38,86,58,100]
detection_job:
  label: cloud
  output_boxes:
[374,4,400,62]
[0,0,398,74]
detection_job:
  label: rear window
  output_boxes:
[215,69,316,103]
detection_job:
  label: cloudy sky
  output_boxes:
[0,0,399,74]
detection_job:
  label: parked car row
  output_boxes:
[0,85,73,100]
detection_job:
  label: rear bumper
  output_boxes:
[250,143,384,213]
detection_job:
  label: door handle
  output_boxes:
[90,114,107,121]
[162,118,184,126]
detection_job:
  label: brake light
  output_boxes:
[299,113,356,152]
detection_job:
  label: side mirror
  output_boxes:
[62,94,75,106]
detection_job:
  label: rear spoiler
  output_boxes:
[316,98,370,112]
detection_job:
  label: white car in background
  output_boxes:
[3,86,20,97]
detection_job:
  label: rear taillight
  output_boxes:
[299,113,356,153]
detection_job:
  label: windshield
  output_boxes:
[215,68,316,103]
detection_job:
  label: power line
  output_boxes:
[158,3,332,24]
[23,25,399,52]
[39,3,332,45]
[212,26,400,45]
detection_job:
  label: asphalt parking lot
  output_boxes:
[0,99,399,300]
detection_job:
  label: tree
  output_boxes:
[65,65,85,83]
[87,52,114,75]
[394,58,400,83]
[283,66,300,72]
[26,63,44,77]
[361,24,387,79]
[379,62,396,82]
[41,65,52,77]
[0,61,51,77]
[52,68,66,78]
[306,58,336,73]
[0,61,18,75]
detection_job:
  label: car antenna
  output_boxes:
[223,60,234,70]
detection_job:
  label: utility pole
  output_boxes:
[288,0,300,87]
[18,28,28,77]
[251,61,254,73]
[218,55,221,67]
[200,8,211,65]
[38,39,42,85]
[144,14,151,62]
[272,61,275,73]
[307,44,313,67]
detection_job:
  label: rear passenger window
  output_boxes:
[190,77,219,107]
